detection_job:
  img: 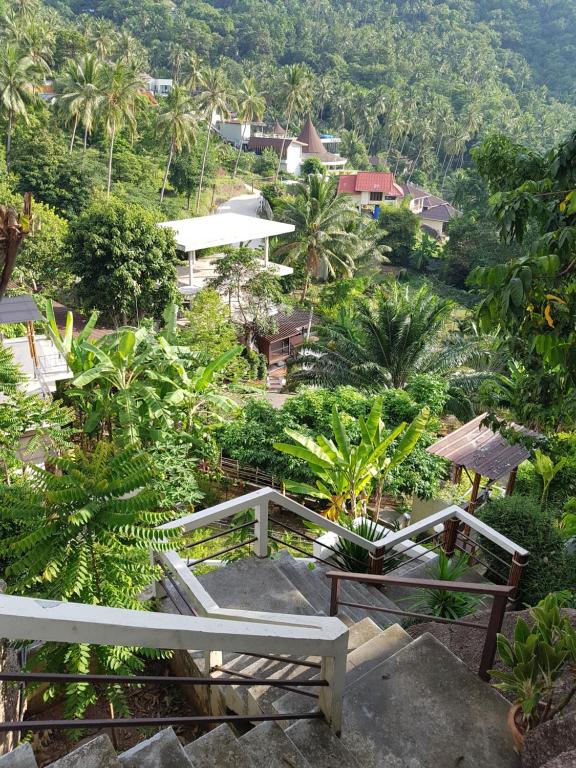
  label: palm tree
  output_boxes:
[289,282,484,399]
[22,22,53,75]
[0,44,38,171]
[233,77,265,178]
[98,62,143,195]
[194,66,236,214]
[88,18,115,61]
[157,84,197,202]
[274,174,361,301]
[114,30,146,70]
[275,63,312,180]
[59,54,103,151]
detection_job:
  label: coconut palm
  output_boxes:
[181,51,203,91]
[59,54,104,151]
[275,63,312,180]
[289,282,484,406]
[233,77,265,178]
[157,84,197,202]
[98,61,143,195]
[274,174,361,301]
[194,66,236,213]
[0,44,39,171]
[22,21,53,75]
[114,30,147,70]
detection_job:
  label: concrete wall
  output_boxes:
[285,144,302,175]
[218,122,251,148]
[419,216,445,237]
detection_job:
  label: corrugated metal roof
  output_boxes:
[427,414,539,480]
[337,175,358,193]
[258,309,318,342]
[0,295,42,324]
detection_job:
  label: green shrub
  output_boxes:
[478,496,576,606]
[406,374,449,417]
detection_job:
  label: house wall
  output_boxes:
[218,122,251,148]
[285,144,302,175]
[419,217,445,237]
[148,78,172,96]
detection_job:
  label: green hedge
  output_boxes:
[478,495,575,606]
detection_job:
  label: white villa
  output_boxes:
[245,116,347,176]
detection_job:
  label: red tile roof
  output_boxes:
[337,172,403,196]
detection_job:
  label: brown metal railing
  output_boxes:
[325,571,515,680]
[0,671,327,735]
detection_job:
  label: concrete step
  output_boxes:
[0,744,38,768]
[47,735,120,768]
[340,633,519,768]
[118,728,193,768]
[286,719,362,768]
[272,623,411,722]
[184,724,256,768]
[344,623,412,687]
[240,721,311,768]
[334,579,398,628]
[198,557,316,615]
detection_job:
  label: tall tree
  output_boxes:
[58,54,103,151]
[157,84,197,202]
[233,77,265,178]
[0,44,38,171]
[98,61,143,195]
[275,64,312,180]
[275,174,361,301]
[194,66,236,213]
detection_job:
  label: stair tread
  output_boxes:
[184,724,256,768]
[286,719,362,768]
[0,743,38,768]
[341,632,519,768]
[240,722,311,768]
[118,728,193,768]
[47,735,120,768]
[198,558,316,615]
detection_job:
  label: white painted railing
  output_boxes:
[0,594,348,732]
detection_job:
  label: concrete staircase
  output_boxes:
[0,553,519,768]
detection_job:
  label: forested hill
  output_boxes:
[52,0,576,102]
[46,0,576,154]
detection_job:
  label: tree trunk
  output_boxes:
[195,127,212,214]
[275,102,293,181]
[233,124,246,178]
[106,124,116,196]
[160,141,174,202]
[69,114,79,152]
[300,272,310,303]
[5,113,13,173]
[83,123,89,150]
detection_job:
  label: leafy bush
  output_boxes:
[332,516,385,572]
[478,496,576,606]
[406,374,450,417]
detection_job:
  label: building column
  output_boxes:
[188,250,196,285]
[264,238,269,267]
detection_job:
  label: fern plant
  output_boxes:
[0,441,183,720]
[0,344,25,393]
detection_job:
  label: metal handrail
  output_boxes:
[324,570,514,680]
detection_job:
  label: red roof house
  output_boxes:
[337,172,404,207]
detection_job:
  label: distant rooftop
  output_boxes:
[0,295,42,324]
[159,213,295,253]
[338,172,404,196]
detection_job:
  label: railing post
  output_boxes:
[442,516,460,558]
[507,551,528,602]
[329,576,340,616]
[368,546,384,575]
[318,635,347,735]
[254,500,269,558]
[478,592,509,680]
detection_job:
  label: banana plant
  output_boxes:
[274,398,429,518]
[532,449,566,505]
[44,298,100,375]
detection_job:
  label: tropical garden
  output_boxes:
[0,0,575,759]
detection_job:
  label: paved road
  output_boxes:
[217,186,262,218]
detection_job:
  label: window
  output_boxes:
[281,339,290,355]
[384,195,397,201]
[369,191,383,201]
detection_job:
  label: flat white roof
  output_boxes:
[158,213,295,253]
